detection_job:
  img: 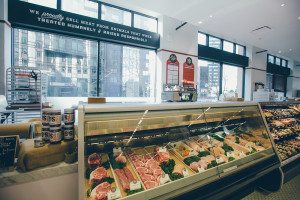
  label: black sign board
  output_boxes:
[8,0,160,49]
[0,136,18,168]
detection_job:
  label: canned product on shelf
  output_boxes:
[64,108,75,123]
[42,109,50,124]
[49,125,62,144]
[49,110,61,125]
[41,123,50,141]
[63,123,74,141]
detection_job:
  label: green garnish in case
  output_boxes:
[169,173,184,181]
[127,188,144,196]
[183,156,200,166]
[160,159,175,175]
[197,151,210,157]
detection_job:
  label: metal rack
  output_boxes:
[6,67,42,123]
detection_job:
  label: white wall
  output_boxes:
[156,15,198,102]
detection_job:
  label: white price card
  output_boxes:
[158,147,167,153]
[248,146,253,152]
[130,180,141,191]
[240,151,246,157]
[183,168,189,177]
[160,174,170,185]
[113,147,122,153]
[226,151,235,158]
[107,188,122,200]
[189,150,198,156]
[216,156,224,164]
[199,146,205,152]
[197,165,205,172]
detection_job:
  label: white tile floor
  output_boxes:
[242,174,300,200]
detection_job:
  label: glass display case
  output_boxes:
[260,102,300,166]
[78,102,280,200]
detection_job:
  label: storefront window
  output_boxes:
[222,64,243,98]
[198,33,206,45]
[101,4,131,26]
[99,42,156,100]
[62,0,98,18]
[208,36,221,49]
[21,0,57,8]
[13,28,98,98]
[236,45,245,56]
[223,41,234,53]
[198,60,220,101]
[134,14,157,32]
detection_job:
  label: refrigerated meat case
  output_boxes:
[260,101,300,182]
[78,102,281,200]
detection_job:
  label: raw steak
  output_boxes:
[185,141,200,152]
[136,167,152,175]
[152,168,164,178]
[145,159,159,169]
[115,155,127,163]
[139,173,156,182]
[89,167,107,186]
[130,155,141,162]
[197,160,208,170]
[190,162,199,171]
[173,164,184,175]
[114,169,130,191]
[88,153,101,168]
[90,182,111,200]
[154,146,170,164]
[133,160,145,168]
[143,180,159,189]
[123,167,135,183]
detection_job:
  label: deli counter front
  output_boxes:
[78,102,281,200]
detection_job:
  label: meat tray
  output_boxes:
[84,154,121,200]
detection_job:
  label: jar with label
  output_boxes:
[64,108,75,123]
[41,123,50,141]
[49,110,61,125]
[63,123,74,141]
[49,125,62,144]
[42,109,50,123]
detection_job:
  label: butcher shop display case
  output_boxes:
[78,102,281,200]
[260,102,300,166]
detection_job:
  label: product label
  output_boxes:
[158,147,167,153]
[49,115,61,124]
[189,150,198,156]
[160,174,170,185]
[183,168,189,177]
[107,188,121,200]
[216,157,224,164]
[64,130,74,139]
[113,147,122,153]
[226,151,235,158]
[42,114,49,123]
[49,131,62,142]
[197,166,205,173]
[129,180,141,190]
[64,113,74,123]
[41,131,49,140]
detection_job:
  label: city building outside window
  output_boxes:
[21,0,57,8]
[62,0,98,18]
[134,14,157,32]
[101,4,131,26]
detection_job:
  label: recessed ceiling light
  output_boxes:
[198,21,203,24]
[209,15,213,18]
[298,16,300,20]
[281,3,285,7]
[278,50,282,53]
[289,49,292,51]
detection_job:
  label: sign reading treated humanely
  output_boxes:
[8,0,160,49]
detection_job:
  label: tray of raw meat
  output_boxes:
[144,145,195,181]
[85,153,119,200]
[108,149,146,197]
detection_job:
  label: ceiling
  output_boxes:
[100,0,300,63]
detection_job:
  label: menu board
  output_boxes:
[0,136,18,168]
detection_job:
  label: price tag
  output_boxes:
[240,151,246,157]
[199,146,205,152]
[197,166,205,172]
[158,147,167,153]
[248,146,253,152]
[183,168,189,177]
[216,157,224,164]
[160,174,170,185]
[113,147,122,153]
[189,150,198,156]
[107,187,122,200]
[226,151,235,158]
[130,180,141,191]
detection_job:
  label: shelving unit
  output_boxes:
[6,67,42,123]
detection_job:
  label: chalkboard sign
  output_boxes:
[0,136,18,168]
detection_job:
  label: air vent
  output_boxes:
[251,26,272,35]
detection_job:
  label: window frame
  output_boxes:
[267,54,288,67]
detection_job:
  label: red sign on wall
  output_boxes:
[183,57,194,86]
